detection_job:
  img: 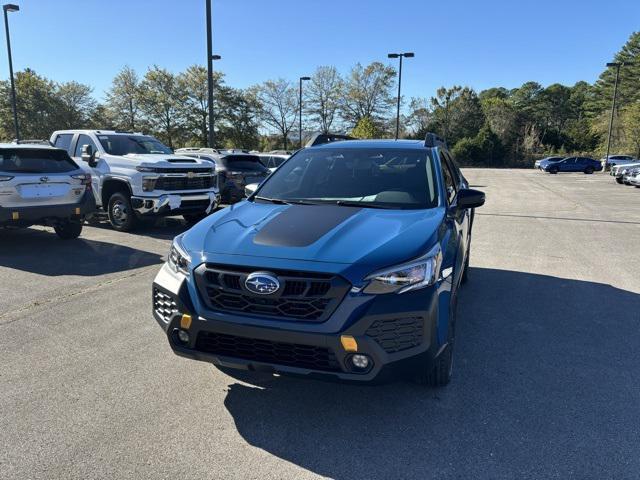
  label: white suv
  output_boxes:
[50,130,220,231]
[0,142,95,239]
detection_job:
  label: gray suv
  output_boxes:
[0,143,95,239]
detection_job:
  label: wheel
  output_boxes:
[616,177,623,184]
[107,191,137,232]
[54,220,83,240]
[415,289,458,387]
[584,166,594,174]
[549,167,558,174]
[183,212,208,225]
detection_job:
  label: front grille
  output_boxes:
[366,317,424,353]
[195,264,350,322]
[153,288,178,323]
[155,175,215,191]
[195,331,341,372]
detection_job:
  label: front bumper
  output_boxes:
[131,192,219,216]
[152,263,447,384]
[0,191,96,226]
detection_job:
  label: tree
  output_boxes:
[178,65,225,147]
[105,66,141,131]
[350,116,380,139]
[341,62,396,128]
[217,88,260,149]
[305,66,343,134]
[253,79,298,150]
[451,126,503,167]
[138,66,185,148]
[405,97,433,138]
[430,86,484,145]
[0,69,59,140]
[56,81,97,129]
[621,102,640,158]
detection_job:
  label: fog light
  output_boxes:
[351,354,370,370]
[177,329,190,344]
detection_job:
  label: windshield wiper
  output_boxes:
[326,200,394,209]
[253,196,318,206]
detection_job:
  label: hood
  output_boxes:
[182,201,444,270]
[112,153,212,169]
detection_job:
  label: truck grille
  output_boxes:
[195,331,341,372]
[194,264,350,322]
[365,317,424,353]
[155,175,216,191]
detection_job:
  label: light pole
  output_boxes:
[388,52,414,140]
[3,3,19,141]
[603,61,634,172]
[205,0,220,148]
[209,54,221,146]
[299,76,310,148]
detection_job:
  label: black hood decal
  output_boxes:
[254,204,361,247]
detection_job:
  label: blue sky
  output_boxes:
[3,0,639,102]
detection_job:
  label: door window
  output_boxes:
[439,153,457,204]
[53,133,73,153]
[73,134,98,157]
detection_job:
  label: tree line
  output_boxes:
[0,31,638,166]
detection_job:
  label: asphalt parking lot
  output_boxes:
[1,169,639,480]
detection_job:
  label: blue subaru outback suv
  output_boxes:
[152,133,485,386]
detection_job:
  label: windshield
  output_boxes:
[0,148,77,173]
[97,135,173,156]
[221,155,268,172]
[254,148,439,210]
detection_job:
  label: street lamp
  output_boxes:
[603,61,634,172]
[3,3,20,141]
[206,0,222,148]
[388,52,414,140]
[299,76,310,148]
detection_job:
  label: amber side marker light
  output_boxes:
[180,314,192,329]
[340,335,358,352]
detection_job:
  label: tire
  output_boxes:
[416,289,458,387]
[107,191,137,232]
[616,177,623,184]
[54,220,83,240]
[584,167,594,174]
[549,167,558,174]
[183,212,208,225]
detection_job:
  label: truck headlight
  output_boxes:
[168,235,191,276]
[363,244,442,294]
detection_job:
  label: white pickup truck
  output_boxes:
[50,130,220,231]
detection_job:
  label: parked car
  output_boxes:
[542,156,602,174]
[178,151,270,204]
[152,133,485,387]
[0,142,95,239]
[611,161,640,183]
[257,153,290,172]
[601,155,636,171]
[628,169,640,187]
[50,130,220,231]
[534,156,564,169]
[621,166,640,185]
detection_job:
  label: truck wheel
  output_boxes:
[416,289,458,387]
[183,212,208,225]
[108,192,137,232]
[54,220,83,240]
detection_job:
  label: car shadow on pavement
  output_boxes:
[86,215,190,241]
[220,268,640,479]
[0,228,163,276]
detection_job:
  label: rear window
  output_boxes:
[222,155,267,171]
[0,148,78,173]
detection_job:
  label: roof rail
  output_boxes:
[305,132,355,148]
[424,132,447,149]
[14,139,53,146]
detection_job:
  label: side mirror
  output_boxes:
[244,183,259,197]
[456,188,485,209]
[81,144,96,167]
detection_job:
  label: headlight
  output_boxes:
[167,236,191,276]
[363,244,442,295]
[136,166,157,173]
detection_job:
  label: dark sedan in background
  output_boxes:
[534,156,564,169]
[542,156,602,174]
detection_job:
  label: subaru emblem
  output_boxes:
[244,272,280,295]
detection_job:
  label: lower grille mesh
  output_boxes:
[195,331,341,372]
[366,317,424,353]
[153,288,178,323]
